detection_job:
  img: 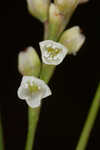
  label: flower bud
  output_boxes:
[48,3,65,41]
[18,47,41,76]
[59,26,85,55]
[79,0,89,4]
[54,0,79,15]
[27,0,50,22]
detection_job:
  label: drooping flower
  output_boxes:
[39,40,68,65]
[17,76,52,108]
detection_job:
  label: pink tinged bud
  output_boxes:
[79,0,89,4]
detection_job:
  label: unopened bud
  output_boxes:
[79,0,89,4]
[18,47,41,76]
[59,26,85,55]
[27,0,50,22]
[48,3,65,41]
[54,0,79,15]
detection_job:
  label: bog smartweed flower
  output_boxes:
[17,76,52,108]
[39,40,68,65]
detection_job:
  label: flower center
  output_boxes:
[27,81,40,93]
[45,46,61,59]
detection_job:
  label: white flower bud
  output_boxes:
[79,0,89,4]
[59,26,86,55]
[48,3,65,40]
[18,47,41,76]
[39,40,68,65]
[17,76,52,108]
[54,0,79,15]
[27,0,50,22]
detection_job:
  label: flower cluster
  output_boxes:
[18,36,85,108]
[17,0,87,108]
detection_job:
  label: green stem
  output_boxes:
[40,63,55,83]
[25,107,40,150]
[0,115,4,150]
[75,83,100,150]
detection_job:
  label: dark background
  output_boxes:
[0,0,100,150]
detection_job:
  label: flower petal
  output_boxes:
[24,76,52,98]
[17,86,30,100]
[25,92,43,108]
[39,81,52,99]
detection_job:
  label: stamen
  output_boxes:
[46,47,61,58]
[27,81,40,93]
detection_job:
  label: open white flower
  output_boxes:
[17,76,52,108]
[39,40,68,65]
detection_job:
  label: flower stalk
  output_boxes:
[75,83,100,150]
[40,63,55,83]
[25,107,40,150]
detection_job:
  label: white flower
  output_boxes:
[39,40,68,65]
[17,76,52,108]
